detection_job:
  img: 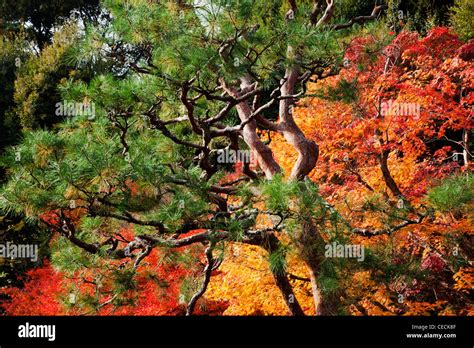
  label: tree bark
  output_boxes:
[243,232,305,316]
[462,128,470,168]
[295,209,339,315]
[266,234,305,316]
[278,67,319,180]
[378,149,403,198]
[221,82,282,179]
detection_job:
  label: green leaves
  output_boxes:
[51,236,98,275]
[112,267,138,293]
[262,174,299,213]
[450,0,474,40]
[13,23,85,129]
[0,105,209,226]
[428,173,473,216]
[157,191,208,231]
[268,245,288,276]
[316,77,359,104]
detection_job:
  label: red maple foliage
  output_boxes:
[2,261,64,315]
[1,226,228,316]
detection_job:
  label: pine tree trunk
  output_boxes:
[296,218,338,315]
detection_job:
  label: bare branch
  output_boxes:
[310,0,324,25]
[332,5,387,30]
[147,112,205,150]
[316,0,335,27]
[180,82,202,135]
[352,214,426,237]
[186,242,215,315]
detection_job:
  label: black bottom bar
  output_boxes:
[0,316,471,347]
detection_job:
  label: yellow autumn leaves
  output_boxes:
[205,242,315,315]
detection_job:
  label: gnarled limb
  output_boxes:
[221,80,282,179]
[315,0,335,27]
[278,66,319,180]
[332,5,387,30]
[186,242,215,316]
[352,213,427,237]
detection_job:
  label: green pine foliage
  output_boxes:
[268,245,288,276]
[450,0,474,40]
[428,173,473,216]
[0,32,29,148]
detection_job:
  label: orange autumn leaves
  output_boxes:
[205,243,315,315]
[268,27,473,315]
